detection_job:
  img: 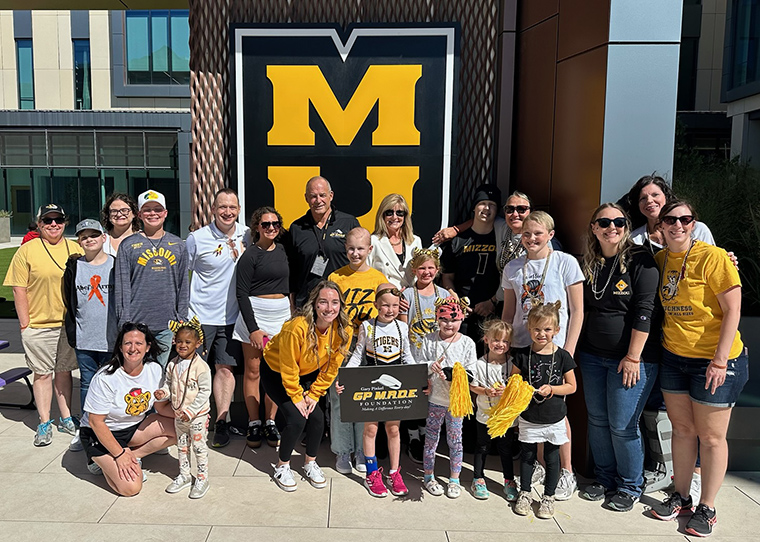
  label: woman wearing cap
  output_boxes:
[100,193,141,256]
[3,204,84,447]
[366,193,423,289]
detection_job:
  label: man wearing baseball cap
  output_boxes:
[114,190,188,367]
[4,204,83,447]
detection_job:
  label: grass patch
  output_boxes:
[0,247,19,318]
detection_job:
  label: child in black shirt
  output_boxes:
[511,301,577,519]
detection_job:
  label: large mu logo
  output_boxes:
[232,24,459,241]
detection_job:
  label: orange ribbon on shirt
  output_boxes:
[88,275,105,306]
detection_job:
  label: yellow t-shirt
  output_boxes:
[655,240,743,359]
[328,265,388,333]
[3,237,83,328]
[263,316,352,403]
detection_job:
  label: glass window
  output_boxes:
[125,10,189,86]
[49,132,95,168]
[170,12,190,84]
[97,133,145,167]
[16,40,34,110]
[126,11,150,84]
[1,132,47,167]
[73,40,92,110]
[731,0,760,89]
[145,132,178,168]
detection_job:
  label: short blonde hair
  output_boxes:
[523,210,554,232]
[527,301,561,329]
[481,318,513,343]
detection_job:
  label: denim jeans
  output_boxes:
[75,349,112,411]
[153,328,173,368]
[577,350,658,497]
[329,382,363,456]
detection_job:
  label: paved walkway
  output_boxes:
[0,351,758,542]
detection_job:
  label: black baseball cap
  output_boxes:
[37,203,66,220]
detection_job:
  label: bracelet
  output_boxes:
[709,361,727,370]
[113,448,126,460]
[624,355,641,364]
[548,386,554,399]
[452,225,460,233]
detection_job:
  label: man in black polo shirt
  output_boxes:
[286,176,360,308]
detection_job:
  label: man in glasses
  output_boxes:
[185,188,249,448]
[285,176,360,308]
[4,204,84,447]
[114,190,188,368]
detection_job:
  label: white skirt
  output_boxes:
[232,296,291,344]
[517,416,569,446]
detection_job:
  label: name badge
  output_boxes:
[310,255,329,277]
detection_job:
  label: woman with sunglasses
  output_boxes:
[576,203,661,512]
[233,206,290,449]
[367,194,422,289]
[649,200,747,537]
[100,193,141,256]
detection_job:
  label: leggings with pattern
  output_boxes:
[175,415,210,480]
[423,402,463,474]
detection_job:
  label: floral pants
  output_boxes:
[423,402,463,475]
[175,415,209,480]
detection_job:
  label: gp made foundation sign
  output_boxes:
[232,24,459,242]
[338,364,429,422]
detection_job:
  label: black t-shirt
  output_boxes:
[579,248,663,362]
[513,346,576,425]
[235,243,290,333]
[440,228,499,304]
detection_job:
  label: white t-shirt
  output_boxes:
[186,222,250,325]
[472,355,514,425]
[502,251,584,348]
[81,362,164,431]
[347,319,416,367]
[630,221,714,249]
[412,331,477,408]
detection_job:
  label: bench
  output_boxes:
[0,341,36,409]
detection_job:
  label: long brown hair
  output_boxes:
[299,280,351,359]
[581,203,634,280]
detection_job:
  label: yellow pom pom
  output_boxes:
[485,374,534,438]
[448,362,474,418]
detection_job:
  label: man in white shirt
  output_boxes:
[186,189,249,448]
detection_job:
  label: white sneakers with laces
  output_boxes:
[273,463,297,492]
[303,461,327,489]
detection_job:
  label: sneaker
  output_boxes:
[69,430,83,452]
[273,463,297,492]
[165,473,193,494]
[424,477,444,496]
[685,503,717,537]
[263,423,280,447]
[34,420,53,447]
[355,451,367,473]
[189,477,210,499]
[536,494,555,519]
[303,461,327,489]
[471,479,489,500]
[555,468,577,501]
[58,416,79,436]
[504,479,519,502]
[408,438,423,464]
[136,457,147,483]
[690,472,702,504]
[335,453,352,474]
[213,420,231,448]
[87,461,103,475]
[580,481,608,501]
[365,468,388,497]
[386,470,409,496]
[532,462,546,485]
[607,490,638,512]
[446,481,462,499]
[651,492,694,521]
[245,423,261,449]
[514,490,533,516]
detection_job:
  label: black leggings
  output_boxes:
[520,441,560,496]
[261,360,324,463]
[474,422,514,480]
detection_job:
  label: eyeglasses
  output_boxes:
[109,208,132,217]
[505,205,531,215]
[383,209,407,218]
[260,221,281,230]
[660,215,695,226]
[41,216,65,225]
[594,217,627,228]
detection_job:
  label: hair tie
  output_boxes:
[168,315,205,350]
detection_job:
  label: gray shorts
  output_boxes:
[200,324,242,367]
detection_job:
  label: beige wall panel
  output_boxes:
[90,68,111,110]
[31,12,59,70]
[557,0,610,61]
[58,70,74,110]
[33,69,61,108]
[518,0,558,30]
[89,11,111,70]
[126,97,157,108]
[697,13,716,70]
[551,45,608,254]
[513,17,558,207]
[57,11,72,69]
[0,12,15,70]
[1,71,19,109]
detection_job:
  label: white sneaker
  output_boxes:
[303,461,327,489]
[165,473,193,494]
[335,453,352,474]
[532,462,546,485]
[424,477,444,496]
[136,457,147,483]
[690,472,702,504]
[555,468,576,501]
[355,451,367,473]
[69,430,83,452]
[273,463,297,492]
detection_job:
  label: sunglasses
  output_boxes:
[78,232,103,240]
[660,215,695,226]
[383,209,407,218]
[594,217,627,228]
[109,208,132,217]
[41,216,65,225]
[505,205,531,214]
[260,221,281,230]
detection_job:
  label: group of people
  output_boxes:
[4,173,747,537]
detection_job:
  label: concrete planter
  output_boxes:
[0,216,10,243]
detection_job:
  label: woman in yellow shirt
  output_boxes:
[261,280,352,492]
[650,200,747,537]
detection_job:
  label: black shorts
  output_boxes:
[201,324,242,367]
[80,422,141,463]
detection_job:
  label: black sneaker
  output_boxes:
[685,503,717,537]
[263,423,281,447]
[607,490,638,512]
[407,438,423,464]
[246,424,262,448]
[651,491,693,521]
[212,420,230,448]
[580,482,608,501]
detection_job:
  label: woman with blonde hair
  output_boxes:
[367,193,422,288]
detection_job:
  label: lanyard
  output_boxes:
[311,210,332,257]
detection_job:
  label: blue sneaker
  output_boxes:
[58,416,79,436]
[504,479,519,501]
[34,420,54,447]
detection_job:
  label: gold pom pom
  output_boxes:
[448,362,474,418]
[485,374,534,438]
